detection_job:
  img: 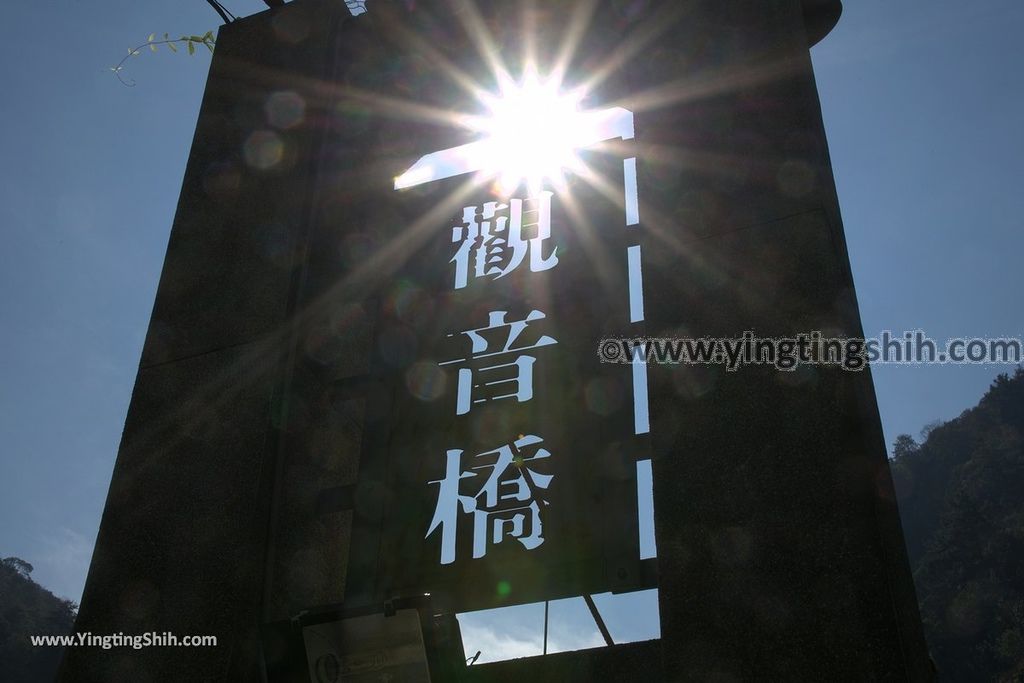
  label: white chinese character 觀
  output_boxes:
[450,192,558,290]
[426,434,553,565]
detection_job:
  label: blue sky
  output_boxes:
[0,0,1021,658]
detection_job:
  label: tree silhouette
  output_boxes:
[893,368,1024,681]
[0,556,78,683]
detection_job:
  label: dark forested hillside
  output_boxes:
[0,556,77,683]
[892,369,1024,682]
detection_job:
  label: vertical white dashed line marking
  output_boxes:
[627,245,645,324]
[624,157,639,227]
[632,343,650,435]
[637,459,657,559]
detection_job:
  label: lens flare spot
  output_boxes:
[470,408,518,444]
[386,279,436,327]
[265,91,306,130]
[777,159,816,197]
[272,10,310,43]
[339,232,380,268]
[304,326,346,365]
[387,279,418,317]
[405,361,446,401]
[202,161,240,198]
[244,130,284,170]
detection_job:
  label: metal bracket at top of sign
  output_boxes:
[394,107,635,190]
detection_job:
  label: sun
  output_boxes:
[392,68,634,194]
[471,71,590,195]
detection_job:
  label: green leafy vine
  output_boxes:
[111,31,216,87]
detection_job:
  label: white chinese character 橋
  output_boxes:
[426,434,553,565]
[450,192,558,290]
[439,310,558,415]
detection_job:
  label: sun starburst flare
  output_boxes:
[471,70,590,195]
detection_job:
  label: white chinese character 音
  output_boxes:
[440,310,558,416]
